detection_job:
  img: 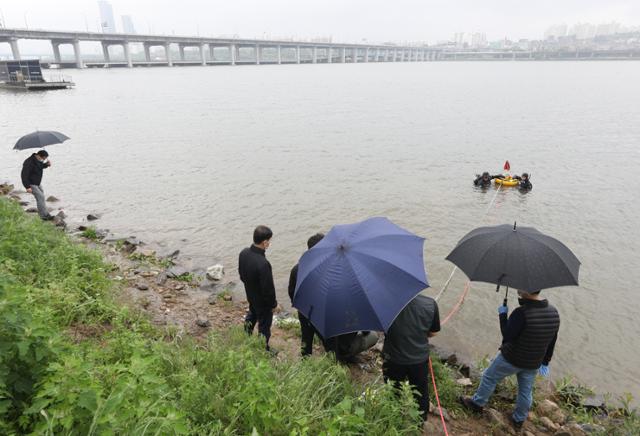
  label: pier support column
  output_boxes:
[199,44,206,65]
[51,41,62,63]
[327,47,332,63]
[341,47,346,63]
[296,45,301,64]
[123,42,133,67]
[9,38,20,60]
[179,44,185,61]
[364,47,369,62]
[165,43,173,66]
[229,44,236,65]
[73,39,83,68]
[101,42,111,63]
[209,45,216,62]
[312,46,317,63]
[255,44,260,65]
[143,43,152,62]
[353,47,358,63]
[277,45,282,64]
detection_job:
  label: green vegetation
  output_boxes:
[80,226,100,241]
[128,251,173,269]
[0,198,425,435]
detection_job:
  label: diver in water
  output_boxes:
[513,173,532,191]
[473,172,502,187]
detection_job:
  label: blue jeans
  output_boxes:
[472,352,537,423]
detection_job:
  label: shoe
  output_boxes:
[41,215,54,221]
[266,347,279,357]
[459,396,483,413]
[509,415,524,430]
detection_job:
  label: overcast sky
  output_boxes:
[1,0,639,43]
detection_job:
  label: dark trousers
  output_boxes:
[244,305,273,349]
[298,312,319,356]
[383,359,430,421]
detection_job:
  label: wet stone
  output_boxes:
[136,282,149,291]
[87,214,99,221]
[196,318,211,328]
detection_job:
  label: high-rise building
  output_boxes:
[470,32,487,48]
[570,23,596,40]
[122,15,136,34]
[544,24,568,40]
[98,1,116,33]
[453,32,466,48]
[595,22,621,37]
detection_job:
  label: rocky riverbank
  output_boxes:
[1,182,636,435]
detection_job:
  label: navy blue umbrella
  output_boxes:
[293,217,429,339]
[14,131,70,150]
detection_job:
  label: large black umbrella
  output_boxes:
[13,131,70,150]
[446,223,580,295]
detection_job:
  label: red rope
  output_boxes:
[428,356,450,436]
[441,281,471,326]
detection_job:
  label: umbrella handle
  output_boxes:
[503,287,509,306]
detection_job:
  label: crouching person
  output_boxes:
[460,289,560,430]
[382,293,440,421]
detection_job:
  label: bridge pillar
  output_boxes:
[296,46,301,64]
[73,39,83,68]
[179,44,186,61]
[143,43,152,62]
[51,41,62,63]
[101,42,111,63]
[364,47,369,62]
[277,45,282,64]
[353,47,358,63]
[340,47,346,63]
[255,44,260,64]
[229,44,236,65]
[199,43,206,65]
[165,43,173,66]
[209,44,216,62]
[312,46,317,63]
[327,47,332,63]
[9,38,21,60]
[123,42,133,67]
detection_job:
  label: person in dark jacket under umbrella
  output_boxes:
[460,289,560,430]
[239,225,278,351]
[383,292,441,421]
[21,150,53,220]
[288,233,325,356]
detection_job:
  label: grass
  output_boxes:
[0,198,425,435]
[80,226,101,241]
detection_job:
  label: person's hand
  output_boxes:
[26,188,32,193]
[498,305,508,315]
[538,365,550,377]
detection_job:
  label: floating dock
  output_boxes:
[0,59,74,90]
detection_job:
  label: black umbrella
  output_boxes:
[446,223,580,299]
[13,131,70,150]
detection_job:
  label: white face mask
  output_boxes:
[41,158,48,164]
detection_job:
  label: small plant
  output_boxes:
[555,375,594,406]
[81,227,100,241]
[274,316,301,336]
[175,273,195,283]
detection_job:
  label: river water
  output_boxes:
[1,62,639,400]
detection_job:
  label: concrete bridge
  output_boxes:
[0,28,442,68]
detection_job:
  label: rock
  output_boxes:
[373,341,384,353]
[163,249,180,260]
[524,431,536,436]
[52,215,66,228]
[46,195,59,202]
[195,318,211,328]
[445,353,458,366]
[26,207,38,213]
[455,378,473,387]
[538,399,561,416]
[578,423,606,434]
[207,294,217,305]
[78,225,88,231]
[222,293,232,301]
[136,282,149,291]
[155,272,168,286]
[551,409,567,425]
[87,214,99,221]
[422,421,438,434]
[554,423,587,436]
[175,284,185,291]
[206,264,225,281]
[137,248,156,257]
[581,395,605,411]
[19,201,29,206]
[540,416,560,431]
[0,183,14,195]
[9,194,21,200]
[56,210,66,219]
[167,265,189,278]
[484,408,515,434]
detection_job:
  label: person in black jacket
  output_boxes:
[21,150,53,220]
[473,171,502,187]
[288,233,325,356]
[513,173,533,191]
[239,225,277,350]
[460,290,560,430]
